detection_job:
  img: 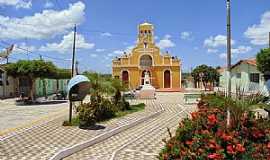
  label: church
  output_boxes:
[112,22,181,90]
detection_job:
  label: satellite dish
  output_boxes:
[67,75,90,101]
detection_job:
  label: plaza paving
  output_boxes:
[0,92,196,160]
[0,99,68,136]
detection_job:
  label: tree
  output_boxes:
[191,65,220,90]
[256,48,270,80]
[6,60,57,100]
[83,71,127,96]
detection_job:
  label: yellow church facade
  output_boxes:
[112,22,181,90]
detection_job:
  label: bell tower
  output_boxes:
[138,22,154,47]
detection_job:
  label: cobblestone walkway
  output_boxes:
[64,93,196,160]
[0,101,162,160]
[0,93,196,160]
[0,101,68,134]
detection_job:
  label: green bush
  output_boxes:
[94,98,115,122]
[117,97,131,111]
[77,103,96,127]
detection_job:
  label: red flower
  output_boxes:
[198,148,204,154]
[209,143,216,149]
[191,112,199,119]
[252,130,264,139]
[221,133,233,141]
[201,130,210,135]
[185,140,193,145]
[235,144,245,152]
[208,114,218,125]
[216,129,223,137]
[267,142,270,149]
[208,153,223,159]
[167,143,173,149]
[227,145,236,155]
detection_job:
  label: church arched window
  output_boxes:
[144,42,148,48]
[140,55,152,67]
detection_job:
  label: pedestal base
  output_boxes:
[139,89,155,99]
[138,84,156,99]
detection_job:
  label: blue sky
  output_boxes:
[0,0,270,73]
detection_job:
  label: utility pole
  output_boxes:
[269,32,270,48]
[226,0,232,127]
[71,25,76,77]
[75,61,79,75]
[226,0,232,98]
[69,24,76,123]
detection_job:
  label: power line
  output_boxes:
[0,40,70,62]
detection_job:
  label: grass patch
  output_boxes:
[62,116,80,126]
[63,103,145,126]
[115,103,145,118]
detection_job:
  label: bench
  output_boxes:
[184,93,201,104]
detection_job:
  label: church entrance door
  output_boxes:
[164,70,171,88]
[122,71,129,86]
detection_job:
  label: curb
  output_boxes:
[49,108,164,160]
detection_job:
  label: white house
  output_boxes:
[218,58,269,96]
[0,66,18,98]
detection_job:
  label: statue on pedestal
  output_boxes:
[139,71,155,99]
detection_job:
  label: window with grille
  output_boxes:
[249,73,260,83]
[236,73,241,79]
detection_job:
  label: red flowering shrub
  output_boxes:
[159,94,270,160]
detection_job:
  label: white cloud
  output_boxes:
[0,0,32,9]
[181,31,192,40]
[125,45,134,53]
[0,1,85,40]
[113,50,123,55]
[111,45,134,57]
[204,35,235,48]
[207,48,218,53]
[219,53,227,59]
[107,53,114,57]
[244,11,270,45]
[101,32,112,37]
[232,45,252,54]
[39,31,95,53]
[218,46,251,59]
[44,0,54,8]
[90,54,97,58]
[156,34,175,49]
[95,48,105,52]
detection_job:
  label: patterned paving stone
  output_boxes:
[0,100,162,160]
[0,92,196,160]
[64,101,194,160]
